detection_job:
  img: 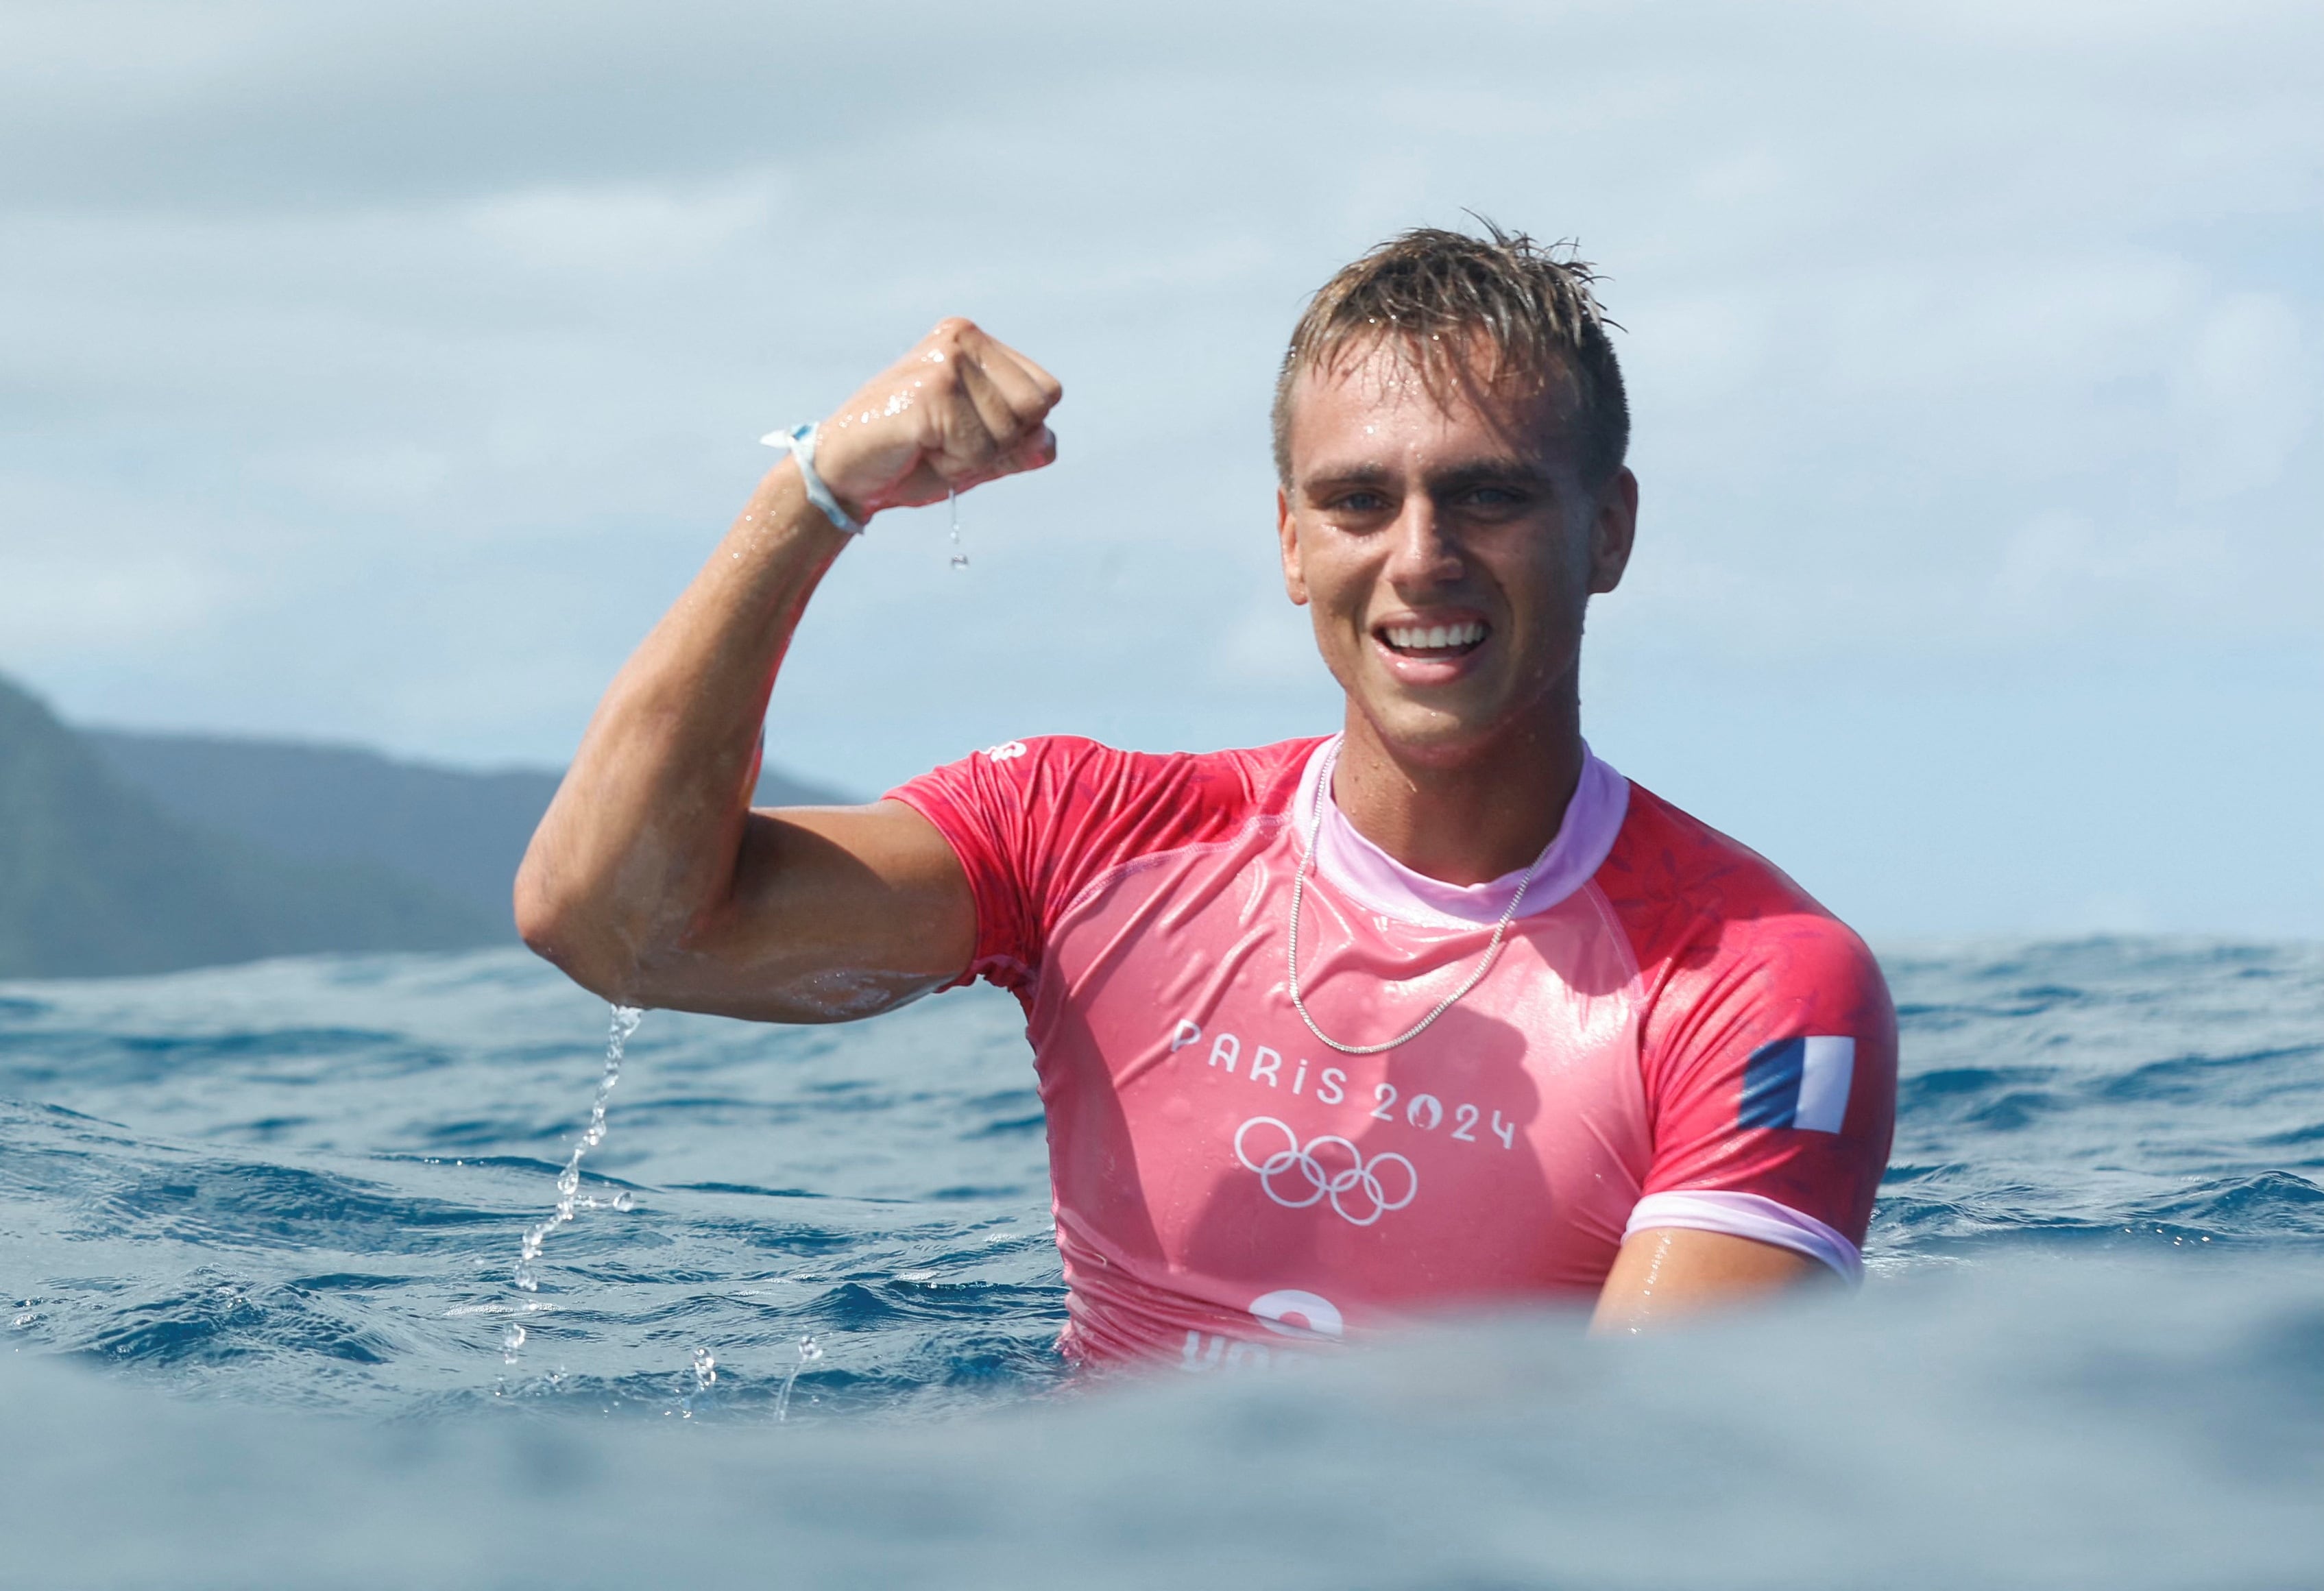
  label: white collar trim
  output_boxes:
[1292,736,1630,929]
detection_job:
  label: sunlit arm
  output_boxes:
[1588,1227,1833,1334]
[511,460,968,1022]
[513,319,1060,1022]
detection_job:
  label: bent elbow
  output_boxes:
[512,886,565,968]
[512,862,633,1002]
[511,851,566,960]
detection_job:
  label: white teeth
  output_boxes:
[1383,621,1485,651]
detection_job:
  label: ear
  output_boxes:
[1277,485,1310,606]
[1588,467,1638,596]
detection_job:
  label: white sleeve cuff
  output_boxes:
[1623,1191,1864,1285]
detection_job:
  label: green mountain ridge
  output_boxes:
[1,673,858,980]
[0,677,496,978]
[84,729,849,924]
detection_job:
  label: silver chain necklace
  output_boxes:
[1285,740,1546,1057]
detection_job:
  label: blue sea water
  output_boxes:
[3,938,2321,1587]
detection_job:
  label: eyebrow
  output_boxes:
[1299,458,1558,497]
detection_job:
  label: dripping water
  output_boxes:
[774,1334,823,1422]
[677,1347,716,1419]
[511,1004,643,1300]
[949,487,967,570]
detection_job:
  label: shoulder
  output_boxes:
[930,733,1314,820]
[1002,733,1311,797]
[886,733,1322,882]
[1597,786,1896,1202]
[1595,779,1885,1006]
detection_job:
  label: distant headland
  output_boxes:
[0,672,851,980]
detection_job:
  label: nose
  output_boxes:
[1383,494,1463,592]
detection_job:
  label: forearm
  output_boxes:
[518,318,1059,1008]
[515,459,849,999]
[1588,1227,1827,1334]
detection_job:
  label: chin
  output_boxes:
[1357,700,1505,767]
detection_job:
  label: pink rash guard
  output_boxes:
[888,734,1896,1370]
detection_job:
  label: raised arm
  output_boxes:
[513,319,1061,1021]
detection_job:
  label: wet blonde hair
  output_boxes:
[1272,219,1629,487]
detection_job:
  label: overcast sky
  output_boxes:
[3,0,2318,938]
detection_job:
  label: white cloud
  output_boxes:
[2174,291,2310,502]
[464,172,793,278]
[1210,600,1319,690]
[0,0,2316,781]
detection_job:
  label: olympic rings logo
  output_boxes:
[1233,1117,1418,1227]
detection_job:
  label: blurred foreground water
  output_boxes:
[3,938,2321,1587]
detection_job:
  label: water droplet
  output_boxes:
[775,1333,821,1422]
[507,1006,643,1319]
[679,1346,718,1418]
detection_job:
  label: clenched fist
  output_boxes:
[809,319,1062,523]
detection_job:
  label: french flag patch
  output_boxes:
[1739,1036,1856,1133]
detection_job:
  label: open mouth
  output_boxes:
[1376,619,1488,659]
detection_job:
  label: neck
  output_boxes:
[1330,697,1584,887]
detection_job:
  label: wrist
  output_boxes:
[759,424,865,535]
[803,418,884,522]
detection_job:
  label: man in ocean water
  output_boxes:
[516,224,1896,1366]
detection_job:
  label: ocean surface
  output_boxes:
[3,938,2321,1588]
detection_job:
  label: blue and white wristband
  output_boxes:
[760,423,864,536]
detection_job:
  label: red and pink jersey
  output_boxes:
[888,735,1896,1370]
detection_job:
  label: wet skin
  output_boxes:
[518,317,1820,1328]
[1276,337,1637,886]
[1274,340,1817,1320]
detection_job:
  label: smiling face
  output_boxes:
[1276,333,1636,772]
